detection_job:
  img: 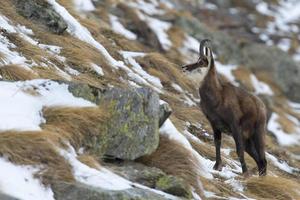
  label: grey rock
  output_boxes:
[52,181,176,200]
[98,87,160,160]
[241,44,300,101]
[156,175,192,199]
[159,102,172,127]
[105,161,166,188]
[14,0,68,34]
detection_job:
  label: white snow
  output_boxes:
[266,152,299,174]
[128,0,165,15]
[137,11,172,50]
[0,158,54,200]
[60,146,132,190]
[109,15,137,40]
[250,74,273,95]
[0,80,95,131]
[160,119,213,179]
[90,63,104,76]
[65,66,80,76]
[73,0,95,12]
[0,16,35,70]
[47,0,125,69]
[224,178,244,192]
[120,51,163,92]
[267,112,300,146]
[215,61,239,86]
[60,145,179,199]
[171,83,184,93]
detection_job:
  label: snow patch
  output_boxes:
[73,0,95,12]
[0,80,95,131]
[267,112,300,146]
[90,63,104,76]
[250,74,273,95]
[266,152,299,174]
[128,0,165,15]
[160,119,213,179]
[47,0,125,69]
[215,61,239,86]
[137,11,172,50]
[109,15,137,40]
[60,145,179,199]
[120,51,163,92]
[0,158,54,200]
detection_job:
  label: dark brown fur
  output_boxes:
[182,39,267,176]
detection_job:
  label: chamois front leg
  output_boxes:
[231,124,248,176]
[213,127,223,171]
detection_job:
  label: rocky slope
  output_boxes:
[0,0,299,199]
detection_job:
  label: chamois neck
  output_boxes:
[201,58,221,90]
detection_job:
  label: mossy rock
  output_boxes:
[52,181,173,200]
[156,175,192,199]
[14,0,68,34]
[98,87,160,160]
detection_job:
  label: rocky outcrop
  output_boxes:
[98,87,160,160]
[52,182,176,200]
[14,0,67,34]
[65,82,161,160]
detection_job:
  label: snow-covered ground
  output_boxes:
[0,80,94,131]
[0,158,54,200]
[267,112,300,146]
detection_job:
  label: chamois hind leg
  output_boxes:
[253,129,267,176]
[212,126,222,171]
[231,124,248,176]
[245,139,260,171]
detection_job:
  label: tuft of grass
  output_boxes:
[0,64,39,81]
[139,135,204,198]
[42,106,109,153]
[245,176,300,200]
[0,131,74,185]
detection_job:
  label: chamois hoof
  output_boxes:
[213,162,223,171]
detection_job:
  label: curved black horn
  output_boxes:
[199,39,212,56]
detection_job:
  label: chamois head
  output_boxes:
[182,39,213,73]
[182,39,214,85]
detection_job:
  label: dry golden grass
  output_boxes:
[137,53,196,93]
[167,26,185,49]
[0,64,39,81]
[0,131,74,185]
[42,106,108,152]
[78,154,101,169]
[139,135,204,198]
[245,176,300,200]
[232,67,254,91]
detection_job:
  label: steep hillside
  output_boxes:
[0,0,299,199]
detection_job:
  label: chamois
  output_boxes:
[182,39,267,176]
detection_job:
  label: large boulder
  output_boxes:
[52,181,176,200]
[98,87,160,160]
[14,0,68,34]
[66,82,160,160]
